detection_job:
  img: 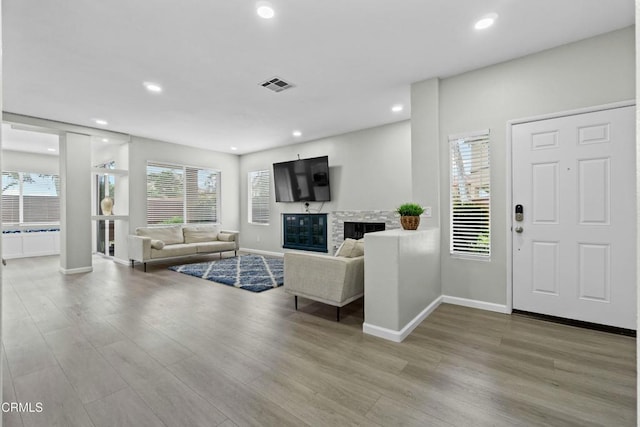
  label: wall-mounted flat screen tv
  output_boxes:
[273,156,331,202]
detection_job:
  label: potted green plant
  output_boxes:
[396,202,425,230]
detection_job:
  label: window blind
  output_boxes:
[248,170,270,224]
[449,130,491,257]
[186,167,218,223]
[2,172,20,224]
[146,162,220,225]
[23,174,60,223]
[1,172,60,224]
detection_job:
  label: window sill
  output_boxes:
[449,253,491,262]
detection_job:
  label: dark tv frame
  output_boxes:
[273,156,331,202]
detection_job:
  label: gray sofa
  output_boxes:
[128,225,239,271]
[284,238,364,321]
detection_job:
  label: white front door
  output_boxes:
[512,105,636,330]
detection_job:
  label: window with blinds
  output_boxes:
[248,170,270,224]
[1,172,60,224]
[449,130,491,257]
[146,162,220,225]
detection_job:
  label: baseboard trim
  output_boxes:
[239,248,284,258]
[441,295,509,314]
[59,266,93,275]
[4,251,59,260]
[363,295,443,343]
[111,258,131,266]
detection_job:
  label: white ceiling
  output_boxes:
[3,1,634,155]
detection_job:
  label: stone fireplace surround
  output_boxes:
[330,210,400,253]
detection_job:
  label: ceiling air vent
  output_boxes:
[260,77,295,93]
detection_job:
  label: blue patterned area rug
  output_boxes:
[169,255,284,293]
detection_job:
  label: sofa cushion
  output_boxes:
[150,243,196,259]
[217,232,236,242]
[137,226,184,245]
[195,241,236,253]
[183,225,219,243]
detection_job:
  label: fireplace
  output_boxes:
[344,221,385,240]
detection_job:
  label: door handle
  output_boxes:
[514,226,523,233]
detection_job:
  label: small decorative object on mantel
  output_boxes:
[100,196,113,215]
[396,202,424,230]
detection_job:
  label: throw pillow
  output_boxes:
[218,233,235,242]
[150,239,165,250]
[350,240,365,258]
[336,238,357,257]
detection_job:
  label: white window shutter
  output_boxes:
[449,130,491,257]
[146,162,220,225]
[185,167,219,223]
[2,172,60,225]
[249,170,270,224]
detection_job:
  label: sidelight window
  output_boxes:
[449,130,491,257]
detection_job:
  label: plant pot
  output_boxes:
[100,196,113,215]
[400,215,420,230]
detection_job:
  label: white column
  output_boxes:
[59,132,93,274]
[113,142,130,262]
[411,77,440,229]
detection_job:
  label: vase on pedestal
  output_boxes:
[100,196,113,215]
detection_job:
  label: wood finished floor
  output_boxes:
[1,254,636,427]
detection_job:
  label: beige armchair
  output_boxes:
[284,248,364,321]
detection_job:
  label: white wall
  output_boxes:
[239,121,412,254]
[128,136,240,234]
[412,26,635,305]
[2,150,58,174]
[635,1,639,415]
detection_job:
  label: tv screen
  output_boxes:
[273,156,331,202]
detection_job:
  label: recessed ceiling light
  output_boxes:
[94,119,108,126]
[391,104,404,113]
[475,13,498,30]
[230,146,238,151]
[47,148,56,152]
[256,1,275,19]
[102,138,109,142]
[292,130,302,137]
[143,81,163,93]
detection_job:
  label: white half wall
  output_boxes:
[239,121,412,254]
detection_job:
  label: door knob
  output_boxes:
[515,226,523,233]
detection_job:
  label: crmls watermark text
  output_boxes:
[2,402,43,413]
